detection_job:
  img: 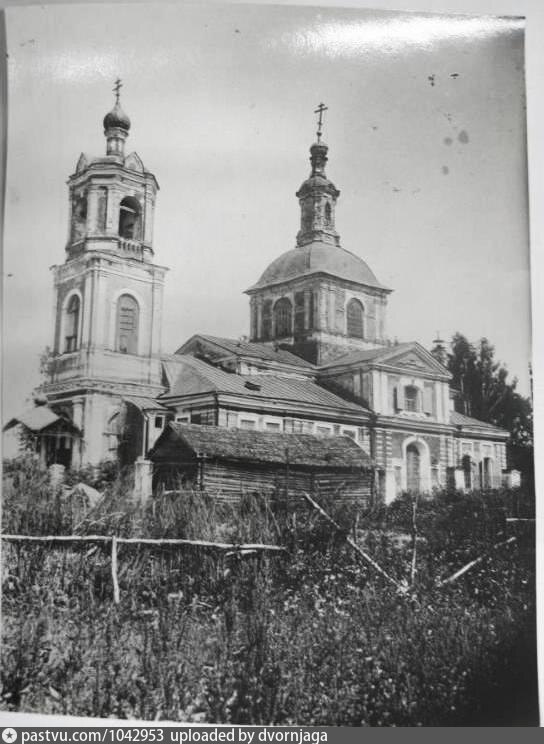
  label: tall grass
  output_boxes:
[1,455,538,725]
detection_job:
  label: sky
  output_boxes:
[2,1,531,428]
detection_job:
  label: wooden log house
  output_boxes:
[149,422,374,505]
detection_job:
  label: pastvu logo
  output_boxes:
[2,729,17,744]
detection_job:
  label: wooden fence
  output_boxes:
[0,533,286,604]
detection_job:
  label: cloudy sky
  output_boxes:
[3,1,530,428]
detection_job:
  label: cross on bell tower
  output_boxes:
[314,102,328,143]
[42,83,168,467]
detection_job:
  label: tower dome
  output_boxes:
[103,79,131,157]
[103,101,131,133]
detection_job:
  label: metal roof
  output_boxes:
[450,410,509,436]
[246,242,390,293]
[175,335,315,369]
[124,396,170,412]
[161,355,369,415]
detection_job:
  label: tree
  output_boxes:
[447,333,533,476]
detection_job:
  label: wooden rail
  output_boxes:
[1,533,286,604]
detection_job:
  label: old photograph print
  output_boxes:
[1,1,537,727]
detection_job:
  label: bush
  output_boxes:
[1,466,538,725]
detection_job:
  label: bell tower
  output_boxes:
[41,82,168,467]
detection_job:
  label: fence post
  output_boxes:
[111,536,120,604]
[133,457,153,504]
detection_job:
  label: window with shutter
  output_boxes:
[404,385,419,412]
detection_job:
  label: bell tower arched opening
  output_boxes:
[118,196,141,240]
[64,294,81,353]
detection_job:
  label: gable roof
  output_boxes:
[450,411,509,437]
[161,355,369,415]
[319,341,450,378]
[3,406,80,434]
[152,422,373,469]
[176,334,315,369]
[161,355,368,414]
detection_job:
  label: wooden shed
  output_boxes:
[149,422,374,505]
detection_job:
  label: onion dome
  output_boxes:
[103,101,131,132]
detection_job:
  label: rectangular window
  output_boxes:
[240,419,257,430]
[190,413,202,425]
[316,425,332,437]
[154,416,164,429]
[342,429,356,439]
[226,412,238,428]
[265,421,281,431]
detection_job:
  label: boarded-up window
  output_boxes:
[262,300,273,341]
[117,294,139,354]
[64,294,80,353]
[346,299,364,338]
[274,298,292,338]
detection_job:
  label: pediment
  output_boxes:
[374,343,450,378]
[125,151,144,172]
[76,153,88,173]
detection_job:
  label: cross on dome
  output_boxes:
[113,78,123,104]
[314,102,328,143]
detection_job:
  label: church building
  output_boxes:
[5,89,510,503]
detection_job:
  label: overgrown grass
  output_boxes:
[1,455,538,725]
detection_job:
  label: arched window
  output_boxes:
[116,294,139,354]
[274,298,292,338]
[118,196,141,240]
[324,202,332,226]
[64,294,80,352]
[406,443,421,492]
[71,194,87,241]
[404,385,420,412]
[346,298,364,338]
